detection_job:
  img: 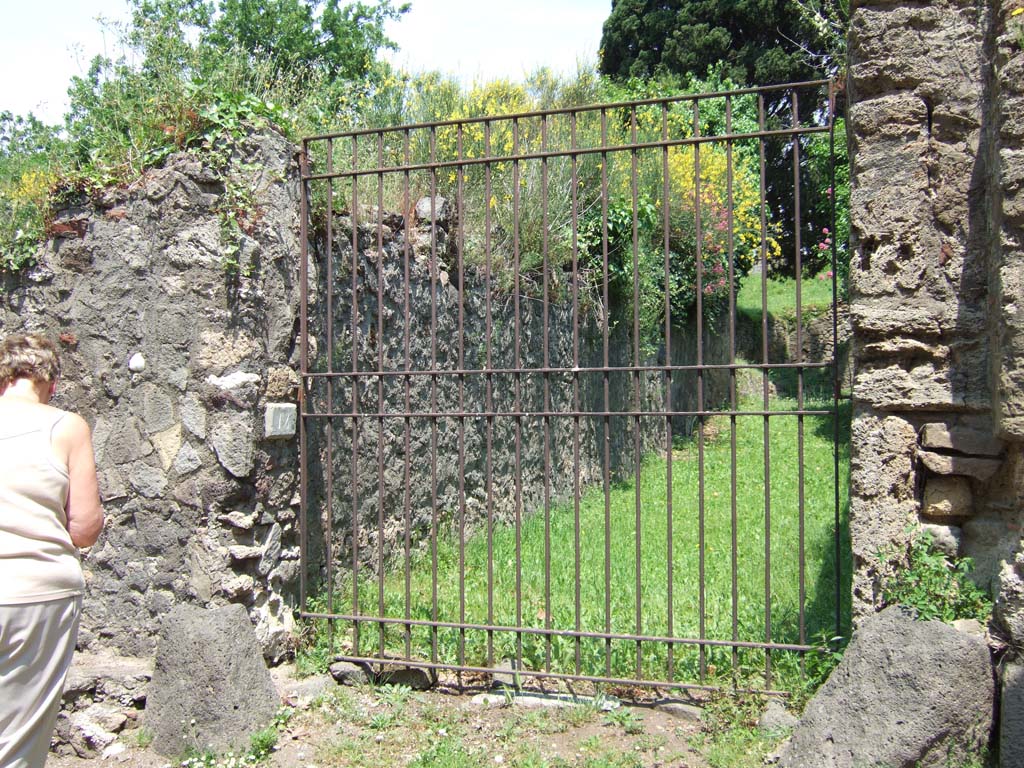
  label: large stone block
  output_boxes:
[1002,661,1024,768]
[921,475,974,519]
[850,413,918,502]
[849,3,984,102]
[776,606,994,768]
[920,422,1003,456]
[855,356,990,412]
[209,412,255,478]
[918,450,1001,482]
[145,604,280,756]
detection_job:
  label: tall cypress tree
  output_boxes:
[600,0,825,93]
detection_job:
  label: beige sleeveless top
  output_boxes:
[0,407,84,603]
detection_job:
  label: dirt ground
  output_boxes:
[48,665,713,768]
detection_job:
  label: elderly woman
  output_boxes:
[0,333,103,767]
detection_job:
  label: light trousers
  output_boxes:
[0,596,82,768]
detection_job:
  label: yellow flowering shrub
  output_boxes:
[0,167,54,270]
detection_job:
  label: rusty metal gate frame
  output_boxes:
[297,79,843,694]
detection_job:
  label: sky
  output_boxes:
[0,0,608,126]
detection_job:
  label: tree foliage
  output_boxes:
[204,0,409,81]
[599,1,847,278]
[126,0,408,82]
[599,0,827,91]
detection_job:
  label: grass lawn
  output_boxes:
[735,270,836,321]
[325,377,850,692]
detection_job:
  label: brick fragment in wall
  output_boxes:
[918,450,1002,482]
[921,476,974,520]
[920,423,1003,456]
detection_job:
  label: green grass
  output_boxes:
[736,271,836,321]
[322,378,850,691]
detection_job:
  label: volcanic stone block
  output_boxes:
[145,604,279,756]
[1002,661,1024,768]
[920,423,1003,457]
[776,606,994,768]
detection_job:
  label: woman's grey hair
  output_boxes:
[0,333,61,390]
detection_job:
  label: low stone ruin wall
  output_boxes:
[302,207,731,577]
[847,0,1024,631]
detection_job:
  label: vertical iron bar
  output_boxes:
[324,142,337,655]
[325,140,337,654]
[484,121,496,669]
[791,93,807,667]
[429,128,439,665]
[298,143,310,615]
[570,110,583,676]
[661,101,675,682]
[630,106,643,680]
[541,114,553,672]
[829,82,842,640]
[693,99,707,682]
[349,135,360,658]
[758,94,774,688]
[513,117,524,671]
[375,132,386,659]
[725,97,740,678]
[402,129,413,659]
[457,122,467,683]
[601,108,613,678]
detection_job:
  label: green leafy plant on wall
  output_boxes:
[879,531,992,624]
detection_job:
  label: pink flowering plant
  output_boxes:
[579,191,754,347]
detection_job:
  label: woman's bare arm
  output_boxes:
[54,413,104,548]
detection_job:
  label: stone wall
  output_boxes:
[0,130,305,661]
[847,0,1024,653]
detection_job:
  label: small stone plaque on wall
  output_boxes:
[264,403,297,439]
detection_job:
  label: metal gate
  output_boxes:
[297,79,844,693]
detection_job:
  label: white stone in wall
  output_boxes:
[206,371,261,390]
[264,403,297,439]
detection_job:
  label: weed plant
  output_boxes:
[878,531,992,624]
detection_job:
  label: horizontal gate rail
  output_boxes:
[298,78,844,693]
